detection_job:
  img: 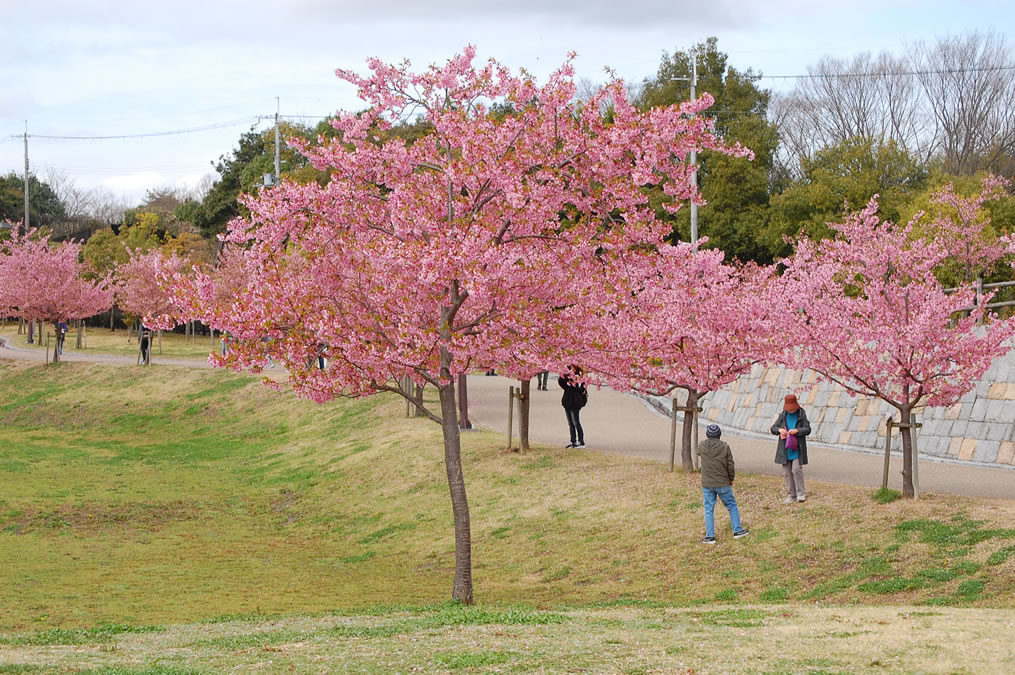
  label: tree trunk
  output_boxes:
[680,388,699,471]
[413,383,424,417]
[27,320,34,344]
[457,373,472,430]
[75,319,83,349]
[518,379,531,451]
[899,404,914,498]
[438,353,473,604]
[110,305,115,331]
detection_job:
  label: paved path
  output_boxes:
[465,374,1015,501]
[3,339,1011,500]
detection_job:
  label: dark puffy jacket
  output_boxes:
[697,438,735,488]
[558,375,587,410]
[771,408,812,465]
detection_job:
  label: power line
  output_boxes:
[24,116,264,141]
[758,64,1015,80]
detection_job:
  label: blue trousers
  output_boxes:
[703,486,743,538]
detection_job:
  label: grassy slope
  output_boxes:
[1,360,1015,671]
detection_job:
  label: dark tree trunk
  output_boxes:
[899,404,914,498]
[27,320,34,344]
[457,373,472,430]
[76,319,83,349]
[518,379,531,451]
[439,350,473,604]
[680,388,699,472]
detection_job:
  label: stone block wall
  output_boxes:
[650,356,1015,467]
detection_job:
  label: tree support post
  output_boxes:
[883,416,894,489]
[457,373,472,430]
[506,385,515,451]
[669,397,678,472]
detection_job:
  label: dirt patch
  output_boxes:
[0,500,205,535]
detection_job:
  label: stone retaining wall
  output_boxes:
[650,355,1015,467]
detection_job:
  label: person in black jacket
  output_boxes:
[558,364,587,448]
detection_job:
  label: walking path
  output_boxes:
[464,374,1015,500]
[2,339,1011,500]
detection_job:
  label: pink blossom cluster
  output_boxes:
[774,195,1012,410]
[173,48,751,404]
[115,248,189,331]
[0,226,113,324]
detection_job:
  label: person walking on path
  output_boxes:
[558,364,587,448]
[772,393,811,503]
[535,371,549,391]
[697,424,749,544]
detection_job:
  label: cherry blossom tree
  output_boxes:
[173,48,750,603]
[776,196,1014,498]
[922,174,1011,285]
[591,245,776,470]
[0,227,113,361]
[115,248,189,332]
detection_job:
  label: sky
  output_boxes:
[1,0,1013,208]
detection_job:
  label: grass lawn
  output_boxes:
[0,324,219,361]
[1,359,1014,672]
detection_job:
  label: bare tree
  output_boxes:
[909,31,1015,175]
[43,167,96,220]
[773,51,931,175]
[88,187,130,226]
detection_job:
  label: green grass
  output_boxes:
[1,358,1015,648]
[873,486,902,504]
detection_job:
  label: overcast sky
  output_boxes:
[2,0,1013,207]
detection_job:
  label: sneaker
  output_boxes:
[575,442,585,448]
[733,529,750,539]
[797,495,807,503]
[565,443,576,448]
[702,536,716,545]
[783,496,795,504]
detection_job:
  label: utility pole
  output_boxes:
[688,50,699,245]
[23,121,29,232]
[274,97,281,186]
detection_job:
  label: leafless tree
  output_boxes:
[88,187,130,226]
[773,31,1014,177]
[909,31,1015,175]
[43,167,96,220]
[773,51,930,176]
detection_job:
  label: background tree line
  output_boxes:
[3,31,1013,285]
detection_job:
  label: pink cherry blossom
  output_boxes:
[773,194,1014,498]
[172,49,751,602]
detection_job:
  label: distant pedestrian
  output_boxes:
[558,364,587,448]
[55,320,68,355]
[772,394,811,503]
[140,329,152,365]
[697,424,750,544]
[535,371,549,391]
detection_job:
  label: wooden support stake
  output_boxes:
[912,415,920,500]
[668,397,678,472]
[506,386,515,451]
[883,416,893,489]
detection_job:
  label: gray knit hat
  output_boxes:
[705,424,721,439]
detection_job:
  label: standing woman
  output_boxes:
[558,365,587,448]
[772,394,811,503]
